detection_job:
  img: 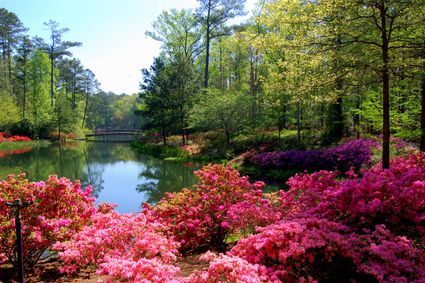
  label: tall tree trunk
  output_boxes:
[7,46,13,97]
[204,30,210,88]
[204,3,211,89]
[22,71,26,119]
[50,49,55,107]
[420,68,425,152]
[82,93,89,127]
[297,100,301,143]
[380,5,390,169]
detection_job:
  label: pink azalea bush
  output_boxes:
[282,153,425,238]
[53,203,181,282]
[0,174,95,267]
[143,164,280,253]
[184,251,269,283]
[223,153,425,282]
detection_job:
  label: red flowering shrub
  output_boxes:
[53,205,181,282]
[0,174,95,267]
[144,164,280,253]
[0,132,32,143]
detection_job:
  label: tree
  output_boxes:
[190,89,250,144]
[196,0,246,88]
[44,20,81,107]
[146,8,203,144]
[28,49,52,136]
[15,35,32,118]
[58,58,84,111]
[0,8,26,96]
[81,69,99,128]
[316,0,425,168]
[146,9,203,63]
[139,57,174,145]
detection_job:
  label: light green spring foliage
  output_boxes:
[190,89,250,142]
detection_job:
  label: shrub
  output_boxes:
[226,153,425,282]
[184,251,269,283]
[230,219,425,283]
[144,164,280,253]
[282,153,425,238]
[249,138,378,173]
[54,203,181,282]
[0,174,95,267]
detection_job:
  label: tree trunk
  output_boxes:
[204,4,211,89]
[82,93,89,127]
[162,126,167,146]
[50,48,55,107]
[7,46,13,97]
[420,69,425,152]
[204,31,210,89]
[380,5,390,169]
[297,101,301,143]
[22,71,26,119]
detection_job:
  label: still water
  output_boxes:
[0,142,198,213]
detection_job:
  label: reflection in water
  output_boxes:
[0,142,198,213]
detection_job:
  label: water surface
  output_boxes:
[0,142,198,213]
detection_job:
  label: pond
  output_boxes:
[0,142,199,213]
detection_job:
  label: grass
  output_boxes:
[130,142,190,160]
[0,140,50,151]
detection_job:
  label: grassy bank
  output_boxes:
[0,140,50,151]
[130,142,190,161]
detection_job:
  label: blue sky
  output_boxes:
[0,0,257,94]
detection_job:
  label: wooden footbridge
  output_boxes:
[85,129,141,142]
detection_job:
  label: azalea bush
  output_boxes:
[0,174,95,267]
[0,132,32,143]
[249,138,378,173]
[229,219,425,283]
[282,153,425,238]
[143,164,280,253]
[53,203,181,282]
[224,153,425,282]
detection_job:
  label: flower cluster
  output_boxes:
[249,138,378,173]
[0,132,32,143]
[184,251,269,283]
[53,206,181,282]
[143,164,280,253]
[0,174,95,266]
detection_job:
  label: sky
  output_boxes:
[0,0,257,94]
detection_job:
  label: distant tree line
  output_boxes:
[0,8,141,139]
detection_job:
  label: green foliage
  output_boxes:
[190,89,250,144]
[0,93,20,129]
[130,141,189,160]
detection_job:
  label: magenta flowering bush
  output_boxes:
[282,153,425,238]
[221,153,425,282]
[53,204,181,281]
[229,219,425,282]
[0,174,95,267]
[250,138,378,173]
[143,164,280,253]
